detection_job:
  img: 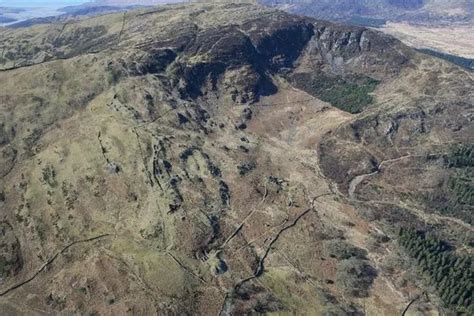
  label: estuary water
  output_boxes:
[0,0,90,26]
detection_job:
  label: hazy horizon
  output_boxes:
[0,0,89,8]
[0,1,93,27]
[0,0,184,26]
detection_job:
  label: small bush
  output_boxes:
[41,165,57,187]
[325,239,367,260]
[335,258,377,298]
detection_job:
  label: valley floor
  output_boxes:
[381,22,474,59]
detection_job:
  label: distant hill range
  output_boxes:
[92,0,185,4]
[259,0,473,25]
[1,0,188,28]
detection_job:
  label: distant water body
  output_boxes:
[0,1,88,8]
[0,1,90,26]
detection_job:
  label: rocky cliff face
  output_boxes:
[0,2,472,315]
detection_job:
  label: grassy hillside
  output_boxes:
[0,3,472,315]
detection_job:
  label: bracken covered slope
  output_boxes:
[0,3,472,315]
